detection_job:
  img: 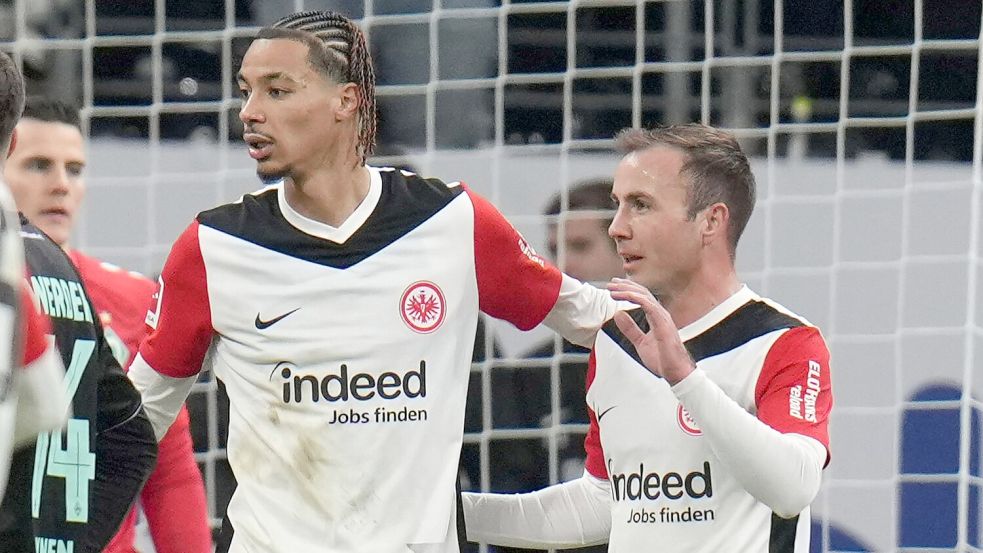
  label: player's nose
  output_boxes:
[608,209,630,239]
[239,96,265,125]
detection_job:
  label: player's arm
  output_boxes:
[129,220,215,439]
[610,280,830,518]
[462,473,611,548]
[12,284,66,446]
[140,405,212,553]
[87,318,158,552]
[462,351,611,547]
[468,187,618,347]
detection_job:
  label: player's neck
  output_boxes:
[660,263,741,329]
[283,162,371,228]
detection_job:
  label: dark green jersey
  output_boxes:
[0,219,156,553]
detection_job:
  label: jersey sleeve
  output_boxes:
[582,351,607,480]
[754,326,833,464]
[19,283,50,367]
[141,405,212,553]
[139,220,214,378]
[467,186,563,330]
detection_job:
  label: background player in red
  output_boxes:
[128,10,620,553]
[3,97,211,553]
[463,124,833,552]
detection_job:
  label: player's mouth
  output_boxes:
[620,253,643,270]
[244,133,274,161]
[38,207,70,225]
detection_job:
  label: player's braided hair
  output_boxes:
[262,10,377,164]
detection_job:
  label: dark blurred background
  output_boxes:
[6,0,979,160]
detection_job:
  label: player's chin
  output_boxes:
[256,161,288,183]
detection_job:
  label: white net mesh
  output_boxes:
[5,0,982,551]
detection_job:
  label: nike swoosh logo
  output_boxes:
[597,405,617,422]
[255,308,300,330]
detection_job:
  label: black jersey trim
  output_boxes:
[769,513,800,553]
[215,514,234,553]
[601,300,806,370]
[456,474,468,551]
[197,170,465,269]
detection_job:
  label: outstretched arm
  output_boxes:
[462,473,612,548]
[468,188,619,347]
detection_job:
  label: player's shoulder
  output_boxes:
[376,166,466,206]
[70,250,153,288]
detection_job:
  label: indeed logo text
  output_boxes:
[609,461,713,502]
[276,361,427,404]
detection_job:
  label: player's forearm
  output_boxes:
[542,274,619,347]
[672,369,825,518]
[128,353,197,440]
[462,474,612,548]
[85,406,158,553]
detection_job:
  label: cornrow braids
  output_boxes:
[268,10,377,164]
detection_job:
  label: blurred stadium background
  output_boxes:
[4,0,982,551]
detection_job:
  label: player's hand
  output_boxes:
[607,278,695,385]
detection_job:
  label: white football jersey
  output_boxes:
[133,167,612,553]
[585,286,832,553]
[0,184,22,501]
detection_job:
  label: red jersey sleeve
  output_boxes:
[141,405,211,552]
[139,220,213,378]
[467,186,563,330]
[754,326,833,465]
[20,284,50,367]
[583,351,608,479]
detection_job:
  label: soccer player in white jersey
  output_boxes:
[462,124,834,553]
[127,10,618,553]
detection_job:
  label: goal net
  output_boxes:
[8,1,982,551]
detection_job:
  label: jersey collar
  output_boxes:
[276,166,383,244]
[678,285,757,342]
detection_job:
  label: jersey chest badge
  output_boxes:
[677,403,703,436]
[400,281,446,333]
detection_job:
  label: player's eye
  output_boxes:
[66,164,84,178]
[238,88,250,99]
[269,88,288,99]
[27,159,50,172]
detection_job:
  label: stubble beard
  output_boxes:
[257,162,289,184]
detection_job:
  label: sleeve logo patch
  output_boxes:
[517,235,545,268]
[789,360,822,423]
[400,281,446,334]
[145,275,164,330]
[677,404,702,436]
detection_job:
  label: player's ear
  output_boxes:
[335,82,360,121]
[701,202,729,247]
[6,127,16,159]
